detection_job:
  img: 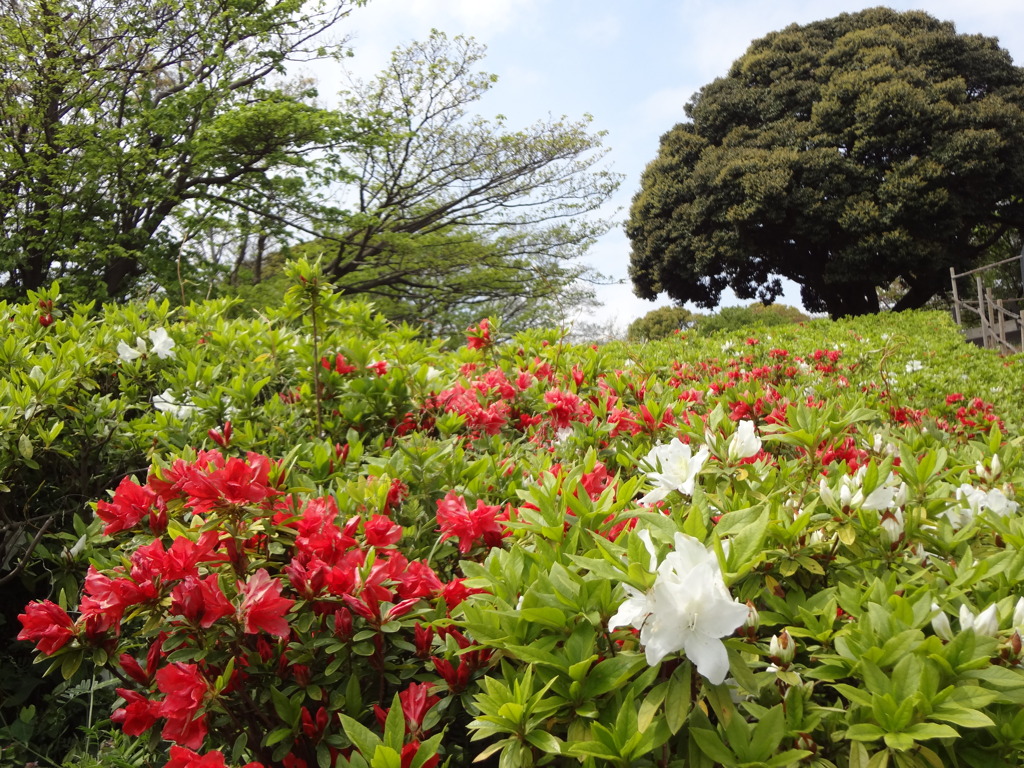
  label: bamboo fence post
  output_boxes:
[976,276,989,348]
[950,267,962,325]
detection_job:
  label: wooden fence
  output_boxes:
[949,254,1024,354]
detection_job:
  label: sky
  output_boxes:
[304,0,1024,331]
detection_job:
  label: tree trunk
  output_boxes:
[891,271,944,312]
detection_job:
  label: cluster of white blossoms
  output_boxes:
[818,466,907,513]
[118,327,176,362]
[932,598,1024,640]
[638,420,762,505]
[609,531,749,685]
[939,484,1019,530]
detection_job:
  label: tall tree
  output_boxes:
[0,0,363,301]
[315,31,620,327]
[627,8,1024,318]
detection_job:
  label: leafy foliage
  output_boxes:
[316,30,619,334]
[627,8,1024,318]
[5,267,1024,768]
[0,0,365,302]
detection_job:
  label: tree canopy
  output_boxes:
[318,31,618,332]
[627,7,1024,318]
[0,8,617,332]
[0,0,366,302]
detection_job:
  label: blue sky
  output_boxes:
[312,1,1024,330]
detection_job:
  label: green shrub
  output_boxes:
[6,268,1024,768]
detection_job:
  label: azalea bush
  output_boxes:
[7,265,1024,768]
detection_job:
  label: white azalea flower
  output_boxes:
[960,604,998,637]
[943,484,1019,529]
[976,455,1002,483]
[148,327,176,359]
[879,510,904,546]
[905,360,923,373]
[153,389,196,419]
[639,438,710,504]
[931,604,954,641]
[117,338,145,362]
[1013,597,1024,630]
[726,420,761,462]
[609,531,748,684]
[117,327,175,362]
[821,467,905,513]
[554,427,573,444]
[983,487,1018,517]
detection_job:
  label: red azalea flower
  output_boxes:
[170,575,234,629]
[157,663,208,714]
[367,360,389,376]
[392,559,443,600]
[96,476,158,535]
[364,515,403,547]
[439,578,487,610]
[292,496,354,563]
[17,600,75,654]
[374,682,440,739]
[385,478,409,512]
[111,688,160,736]
[119,635,166,685]
[579,463,612,500]
[284,557,329,600]
[401,741,439,768]
[465,319,491,350]
[435,492,505,554]
[156,663,210,749]
[79,566,155,633]
[321,353,357,375]
[163,532,226,580]
[182,453,278,514]
[237,569,294,638]
[301,705,330,740]
[163,745,259,768]
[148,453,218,505]
[414,622,435,658]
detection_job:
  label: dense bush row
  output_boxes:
[5,263,1024,768]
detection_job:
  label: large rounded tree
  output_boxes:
[627,7,1024,318]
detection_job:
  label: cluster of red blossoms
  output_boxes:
[17,450,503,768]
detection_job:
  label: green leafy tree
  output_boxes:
[627,8,1024,319]
[693,302,809,335]
[626,305,697,341]
[310,30,619,329]
[0,0,364,302]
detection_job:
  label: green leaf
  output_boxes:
[581,654,646,698]
[524,730,562,754]
[846,724,888,742]
[883,731,915,751]
[340,714,382,757]
[690,727,738,765]
[264,727,294,747]
[904,722,959,740]
[750,705,785,760]
[930,707,995,728]
[384,695,405,749]
[665,662,692,735]
[369,745,401,768]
